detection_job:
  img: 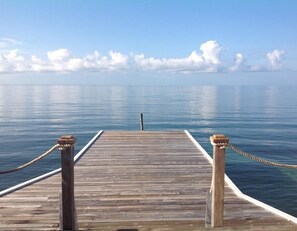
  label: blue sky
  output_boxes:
[0,0,297,85]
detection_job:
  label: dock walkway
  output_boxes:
[1,131,297,230]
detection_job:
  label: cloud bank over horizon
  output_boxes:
[0,39,285,74]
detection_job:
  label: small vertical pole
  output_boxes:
[140,113,144,131]
[209,134,229,227]
[57,135,76,231]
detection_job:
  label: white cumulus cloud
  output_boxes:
[0,48,129,73]
[80,50,128,71]
[134,40,222,72]
[47,49,71,62]
[229,53,246,72]
[200,40,222,65]
[109,51,128,66]
[0,40,286,74]
[0,49,28,72]
[267,49,285,71]
[229,49,285,72]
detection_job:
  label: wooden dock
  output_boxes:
[1,131,297,230]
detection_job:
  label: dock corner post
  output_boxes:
[57,135,77,231]
[209,134,229,227]
[140,113,144,131]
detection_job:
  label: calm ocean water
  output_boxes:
[0,85,297,216]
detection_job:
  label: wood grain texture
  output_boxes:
[211,144,225,227]
[0,131,296,230]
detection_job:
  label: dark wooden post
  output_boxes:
[140,113,144,131]
[57,135,77,230]
[209,134,229,227]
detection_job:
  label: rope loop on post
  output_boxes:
[210,142,229,150]
[58,144,72,151]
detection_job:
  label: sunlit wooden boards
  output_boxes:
[0,131,296,230]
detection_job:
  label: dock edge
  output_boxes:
[0,130,104,197]
[184,130,297,224]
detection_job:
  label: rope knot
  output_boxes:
[58,144,72,151]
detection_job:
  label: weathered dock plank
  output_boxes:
[0,131,297,230]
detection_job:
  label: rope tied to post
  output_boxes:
[0,143,71,175]
[211,140,297,169]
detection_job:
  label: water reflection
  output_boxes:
[264,86,278,116]
[109,86,128,122]
[1,85,297,217]
[191,86,217,120]
[234,87,241,113]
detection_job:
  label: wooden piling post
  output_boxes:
[57,135,77,231]
[209,134,229,227]
[140,113,144,131]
